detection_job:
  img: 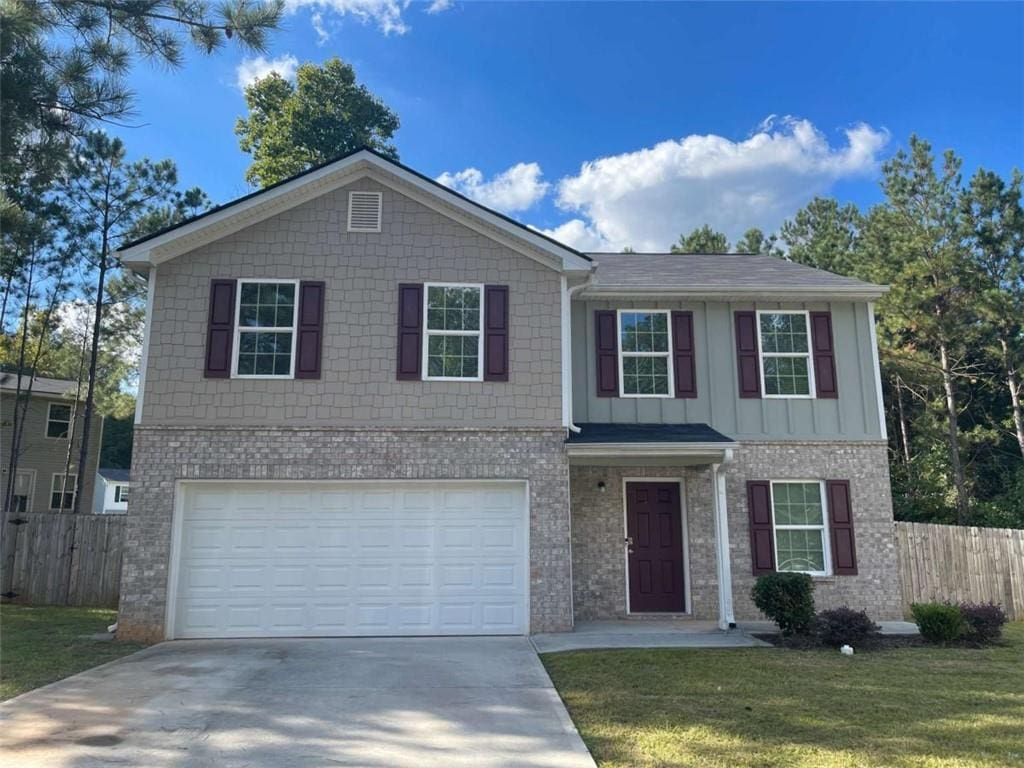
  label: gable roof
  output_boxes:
[583,251,887,299]
[0,373,82,398]
[116,147,592,274]
[98,467,130,483]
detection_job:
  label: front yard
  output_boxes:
[542,623,1024,768]
[0,605,145,701]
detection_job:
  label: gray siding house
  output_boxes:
[1,373,102,516]
[115,149,901,643]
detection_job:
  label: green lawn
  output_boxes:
[542,623,1024,768]
[0,605,146,701]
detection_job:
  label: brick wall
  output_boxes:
[118,426,572,642]
[569,441,902,624]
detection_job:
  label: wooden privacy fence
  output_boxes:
[896,521,1024,620]
[0,511,125,608]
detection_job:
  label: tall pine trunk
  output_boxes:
[1000,336,1024,460]
[896,377,912,465]
[72,254,107,514]
[938,340,969,523]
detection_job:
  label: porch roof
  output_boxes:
[566,423,737,465]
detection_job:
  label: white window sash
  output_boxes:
[769,480,832,576]
[617,309,674,398]
[756,309,816,399]
[45,402,72,439]
[422,282,484,382]
[232,279,300,379]
[50,473,78,511]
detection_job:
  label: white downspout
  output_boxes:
[712,448,736,630]
[562,272,594,434]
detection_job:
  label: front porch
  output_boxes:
[566,423,739,630]
[533,619,768,652]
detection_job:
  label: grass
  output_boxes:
[542,622,1024,768]
[0,605,146,701]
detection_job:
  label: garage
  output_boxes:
[168,481,529,638]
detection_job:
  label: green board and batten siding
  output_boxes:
[570,299,885,441]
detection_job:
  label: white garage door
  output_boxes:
[169,481,528,639]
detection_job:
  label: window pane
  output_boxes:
[50,405,71,421]
[773,482,823,525]
[426,332,478,378]
[763,356,810,396]
[238,331,292,376]
[239,282,295,329]
[621,354,669,395]
[776,529,825,572]
[620,312,669,353]
[426,286,481,331]
[760,313,809,354]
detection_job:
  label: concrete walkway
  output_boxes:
[532,620,770,653]
[0,637,595,768]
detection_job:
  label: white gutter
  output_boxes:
[712,449,737,630]
[562,272,594,433]
[565,442,738,458]
[867,301,888,440]
[581,285,888,301]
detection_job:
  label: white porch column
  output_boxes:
[712,454,736,630]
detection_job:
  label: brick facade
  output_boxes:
[569,441,903,624]
[118,426,572,642]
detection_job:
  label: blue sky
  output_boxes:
[119,1,1023,251]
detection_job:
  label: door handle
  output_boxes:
[625,536,634,555]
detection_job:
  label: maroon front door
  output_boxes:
[626,482,685,613]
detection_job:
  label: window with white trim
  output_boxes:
[758,310,814,397]
[423,284,482,380]
[619,310,672,396]
[50,473,78,511]
[771,481,830,575]
[114,485,129,504]
[46,403,72,438]
[234,280,297,377]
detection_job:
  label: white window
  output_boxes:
[770,481,831,576]
[46,402,72,438]
[115,485,129,504]
[618,310,673,397]
[50,473,78,511]
[423,283,483,381]
[233,280,298,378]
[758,310,815,398]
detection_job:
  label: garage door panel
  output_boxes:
[172,481,528,638]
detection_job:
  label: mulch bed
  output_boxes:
[753,633,927,651]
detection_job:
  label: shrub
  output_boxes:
[751,572,815,636]
[816,607,881,648]
[958,602,1007,645]
[911,602,966,644]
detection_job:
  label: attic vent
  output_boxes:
[347,191,382,233]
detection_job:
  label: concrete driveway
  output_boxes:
[0,637,595,768]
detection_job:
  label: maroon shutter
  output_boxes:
[671,311,697,398]
[204,279,236,378]
[734,311,761,398]
[810,311,838,399]
[827,480,858,575]
[295,281,325,379]
[747,480,776,575]
[396,283,423,380]
[595,310,619,397]
[484,285,509,382]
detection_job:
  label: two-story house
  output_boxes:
[115,149,901,642]
[1,373,102,515]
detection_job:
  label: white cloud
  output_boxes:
[546,117,889,252]
[311,11,329,44]
[286,0,409,35]
[437,162,550,214]
[426,0,453,13]
[235,54,299,91]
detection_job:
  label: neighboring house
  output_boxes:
[114,148,902,643]
[93,467,130,514]
[0,373,102,515]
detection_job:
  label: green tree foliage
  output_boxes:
[766,136,1023,527]
[670,225,730,254]
[734,228,778,255]
[235,57,401,187]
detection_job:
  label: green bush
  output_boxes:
[911,602,967,644]
[751,572,815,636]
[958,602,1007,645]
[816,607,881,648]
